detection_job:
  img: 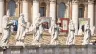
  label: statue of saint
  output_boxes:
[0,15,12,46]
[16,14,26,45]
[49,24,60,45]
[78,25,83,35]
[32,13,44,44]
[66,20,75,45]
[82,23,91,45]
[33,24,43,43]
[22,22,30,37]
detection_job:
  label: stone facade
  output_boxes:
[0,0,96,33]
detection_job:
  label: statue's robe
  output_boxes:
[1,15,11,45]
[82,24,91,45]
[16,16,26,41]
[66,21,75,45]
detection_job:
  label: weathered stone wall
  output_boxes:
[0,45,96,54]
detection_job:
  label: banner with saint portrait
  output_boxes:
[60,18,69,32]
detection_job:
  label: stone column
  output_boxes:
[23,0,28,22]
[66,2,70,18]
[50,0,56,24]
[88,0,94,29]
[95,2,96,27]
[46,1,50,17]
[32,0,39,25]
[0,0,4,33]
[72,1,79,35]
[84,4,88,18]
[69,1,72,19]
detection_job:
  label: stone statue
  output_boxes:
[22,22,30,37]
[0,15,12,46]
[16,14,26,46]
[66,20,75,45]
[32,13,44,45]
[82,23,91,45]
[78,25,83,35]
[49,24,60,45]
[33,24,43,43]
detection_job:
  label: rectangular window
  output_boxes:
[39,7,45,17]
[79,8,84,18]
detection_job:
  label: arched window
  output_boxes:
[58,2,66,18]
[8,0,16,16]
[78,4,84,18]
[39,2,46,17]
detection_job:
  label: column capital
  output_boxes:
[22,0,27,2]
[50,0,56,3]
[33,0,39,3]
[72,0,79,4]
[88,0,94,4]
[66,2,70,6]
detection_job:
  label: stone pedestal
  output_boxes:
[50,40,59,45]
[16,41,25,46]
